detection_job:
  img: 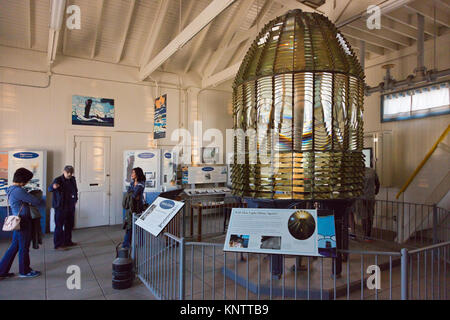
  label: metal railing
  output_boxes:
[352,200,449,245]
[177,196,449,246]
[132,214,450,300]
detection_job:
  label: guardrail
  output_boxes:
[132,214,449,300]
[178,196,448,246]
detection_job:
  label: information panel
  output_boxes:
[223,208,336,257]
[123,150,160,192]
[135,197,184,236]
[161,149,178,191]
[8,151,46,196]
[184,165,227,184]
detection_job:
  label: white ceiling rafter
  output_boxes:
[202,62,241,88]
[319,0,352,23]
[273,0,320,13]
[385,11,436,36]
[161,0,197,71]
[433,0,450,12]
[404,1,450,28]
[346,35,384,56]
[90,0,105,59]
[26,0,32,48]
[346,21,410,47]
[48,0,68,65]
[340,26,399,51]
[139,0,171,68]
[201,0,319,88]
[184,24,212,74]
[116,0,136,63]
[203,0,258,78]
[379,16,418,40]
[139,0,237,81]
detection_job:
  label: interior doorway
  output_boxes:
[74,136,111,228]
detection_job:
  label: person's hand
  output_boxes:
[53,183,60,189]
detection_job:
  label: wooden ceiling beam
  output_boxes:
[139,0,237,80]
[90,0,105,59]
[115,0,136,63]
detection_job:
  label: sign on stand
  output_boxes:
[223,208,337,257]
[135,197,184,236]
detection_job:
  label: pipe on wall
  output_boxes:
[365,11,449,96]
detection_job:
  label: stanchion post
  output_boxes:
[179,237,186,300]
[432,204,438,244]
[401,248,408,300]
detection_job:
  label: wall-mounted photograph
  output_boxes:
[72,95,115,127]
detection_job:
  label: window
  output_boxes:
[381,82,450,122]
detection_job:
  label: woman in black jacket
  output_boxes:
[122,167,146,248]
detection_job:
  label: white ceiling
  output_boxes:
[0,0,448,87]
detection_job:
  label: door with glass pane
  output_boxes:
[74,136,111,228]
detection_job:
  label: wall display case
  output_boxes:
[1,150,47,237]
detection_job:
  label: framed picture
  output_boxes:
[72,95,114,127]
[154,94,167,139]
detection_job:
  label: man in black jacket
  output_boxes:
[48,165,78,250]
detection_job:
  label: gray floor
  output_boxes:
[0,225,156,300]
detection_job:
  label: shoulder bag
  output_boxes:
[2,196,24,231]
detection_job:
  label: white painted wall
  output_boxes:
[0,46,233,229]
[363,33,450,193]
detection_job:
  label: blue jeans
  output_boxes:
[0,219,32,275]
[54,208,75,248]
[123,229,132,248]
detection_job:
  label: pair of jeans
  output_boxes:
[123,229,132,248]
[54,208,75,248]
[0,219,32,275]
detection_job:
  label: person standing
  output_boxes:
[0,168,42,279]
[122,167,146,249]
[48,165,78,250]
[360,165,380,241]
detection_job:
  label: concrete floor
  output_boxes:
[0,225,156,300]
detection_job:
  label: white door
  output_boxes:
[74,136,111,228]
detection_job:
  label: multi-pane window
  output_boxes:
[381,82,449,122]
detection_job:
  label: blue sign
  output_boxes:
[13,152,39,159]
[164,153,172,159]
[202,167,214,172]
[138,153,155,159]
[160,200,175,210]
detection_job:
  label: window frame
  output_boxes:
[380,81,450,123]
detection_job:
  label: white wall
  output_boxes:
[0,46,233,229]
[363,33,450,192]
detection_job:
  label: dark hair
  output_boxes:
[132,167,146,183]
[64,165,74,173]
[13,167,33,184]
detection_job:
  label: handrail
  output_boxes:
[409,241,450,254]
[396,125,450,199]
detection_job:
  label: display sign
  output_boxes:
[123,150,160,192]
[161,149,178,191]
[154,94,167,139]
[184,165,227,184]
[2,150,47,235]
[201,147,219,164]
[8,151,46,196]
[135,197,184,236]
[224,208,336,257]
